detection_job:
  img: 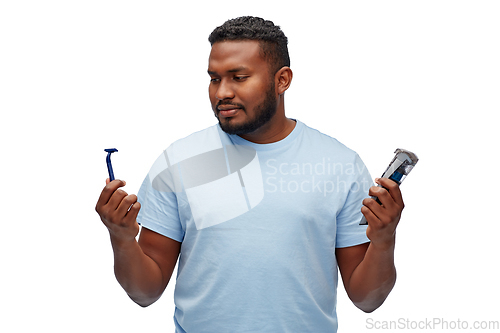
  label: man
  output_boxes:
[96,16,404,332]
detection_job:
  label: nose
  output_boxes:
[215,79,235,101]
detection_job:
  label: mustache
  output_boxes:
[216,100,245,110]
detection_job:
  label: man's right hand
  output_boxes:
[95,179,141,243]
[95,178,181,307]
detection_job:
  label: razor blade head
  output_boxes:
[394,148,418,165]
[360,148,419,225]
[383,148,419,184]
[105,148,118,153]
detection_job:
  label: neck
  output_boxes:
[239,104,296,144]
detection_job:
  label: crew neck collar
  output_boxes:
[225,119,303,151]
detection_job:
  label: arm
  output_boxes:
[336,177,403,313]
[96,179,181,307]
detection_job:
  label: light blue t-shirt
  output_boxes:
[137,120,372,332]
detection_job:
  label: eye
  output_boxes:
[234,76,249,81]
[210,77,220,83]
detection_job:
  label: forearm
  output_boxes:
[346,241,396,313]
[96,180,172,307]
[110,236,165,307]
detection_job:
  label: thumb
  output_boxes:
[105,178,126,186]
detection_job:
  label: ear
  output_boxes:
[275,66,293,95]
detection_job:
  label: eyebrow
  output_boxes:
[207,66,248,75]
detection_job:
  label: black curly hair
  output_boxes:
[208,16,290,75]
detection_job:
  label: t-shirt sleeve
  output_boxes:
[136,152,185,243]
[335,153,372,248]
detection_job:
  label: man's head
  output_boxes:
[208,16,290,76]
[208,17,292,138]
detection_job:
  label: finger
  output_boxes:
[369,185,395,210]
[361,204,379,225]
[123,201,141,224]
[363,197,396,228]
[96,180,127,212]
[376,178,404,207]
[363,197,385,220]
[116,194,138,220]
[106,188,129,213]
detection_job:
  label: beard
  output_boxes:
[216,81,277,135]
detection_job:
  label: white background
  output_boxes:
[1,1,499,332]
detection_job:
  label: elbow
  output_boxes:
[351,284,394,313]
[135,300,154,308]
[127,292,162,308]
[349,284,394,313]
[351,272,397,313]
[355,300,384,313]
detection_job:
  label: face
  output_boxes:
[208,40,278,135]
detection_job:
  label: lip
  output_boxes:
[218,109,240,118]
[217,105,242,118]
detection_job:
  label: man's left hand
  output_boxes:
[361,178,405,248]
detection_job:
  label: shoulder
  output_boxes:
[165,124,224,165]
[169,123,221,148]
[298,120,360,162]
